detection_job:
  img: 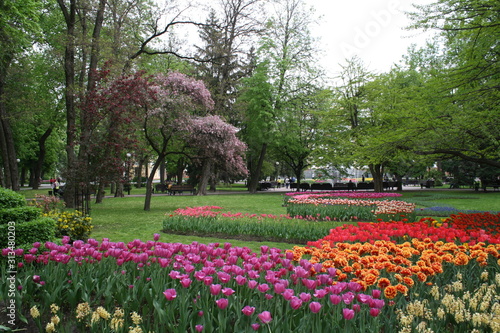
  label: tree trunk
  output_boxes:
[248,143,267,193]
[370,163,384,192]
[95,181,106,203]
[196,160,212,196]
[144,154,164,211]
[32,128,53,189]
[58,0,77,207]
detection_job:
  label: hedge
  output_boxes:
[0,217,56,249]
[0,206,41,225]
[0,187,26,209]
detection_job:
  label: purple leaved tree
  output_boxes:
[183,115,248,195]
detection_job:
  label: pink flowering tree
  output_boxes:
[143,72,214,210]
[182,115,248,195]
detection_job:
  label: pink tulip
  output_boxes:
[257,283,270,293]
[195,325,203,332]
[313,289,328,299]
[180,278,192,288]
[242,306,255,316]
[289,297,303,310]
[342,292,355,304]
[222,287,235,296]
[257,311,272,324]
[283,289,295,300]
[372,289,381,298]
[215,298,228,310]
[163,288,177,301]
[330,294,341,305]
[370,308,381,317]
[343,308,355,320]
[153,233,160,241]
[309,302,322,313]
[299,292,311,302]
[210,284,222,295]
[33,275,40,283]
[251,323,260,331]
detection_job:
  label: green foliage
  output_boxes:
[0,206,40,224]
[0,187,26,208]
[162,215,341,244]
[0,217,55,248]
[44,210,93,241]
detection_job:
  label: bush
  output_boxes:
[0,217,56,249]
[44,210,93,241]
[0,206,41,224]
[0,187,26,209]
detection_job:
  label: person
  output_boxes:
[53,178,61,197]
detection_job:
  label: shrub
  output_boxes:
[29,194,65,213]
[0,187,26,209]
[44,210,93,241]
[0,206,41,224]
[0,217,56,249]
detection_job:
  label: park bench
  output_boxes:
[168,184,196,195]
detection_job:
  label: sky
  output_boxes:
[304,0,434,77]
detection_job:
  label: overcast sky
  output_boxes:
[305,0,434,77]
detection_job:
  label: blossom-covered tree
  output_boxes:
[183,115,247,195]
[143,72,214,210]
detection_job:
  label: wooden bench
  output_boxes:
[168,184,196,195]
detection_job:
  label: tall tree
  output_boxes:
[406,0,500,168]
[184,115,247,195]
[238,61,275,193]
[142,72,214,210]
[0,0,41,190]
[195,0,263,123]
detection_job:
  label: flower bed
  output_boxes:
[162,206,340,243]
[286,197,416,222]
[2,213,499,332]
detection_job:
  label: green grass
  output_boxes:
[18,188,500,252]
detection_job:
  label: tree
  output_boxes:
[143,72,214,210]
[195,1,263,123]
[406,0,500,168]
[0,0,41,190]
[183,115,247,195]
[272,87,329,189]
[237,61,276,193]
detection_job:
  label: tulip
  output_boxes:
[153,233,160,241]
[309,302,322,313]
[195,325,203,332]
[210,284,222,295]
[257,311,272,324]
[216,298,228,310]
[299,292,311,302]
[289,297,303,310]
[163,288,177,301]
[33,275,41,283]
[251,323,260,331]
[342,308,355,320]
[242,306,255,316]
[369,308,381,317]
[330,294,341,305]
[257,283,270,293]
[222,287,235,296]
[180,278,192,288]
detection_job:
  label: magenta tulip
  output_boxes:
[370,308,381,317]
[210,284,222,295]
[195,325,203,332]
[309,302,322,313]
[289,297,303,310]
[257,311,272,324]
[342,308,355,320]
[163,288,177,301]
[215,298,229,310]
[242,306,255,316]
[329,294,341,305]
[251,323,260,331]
